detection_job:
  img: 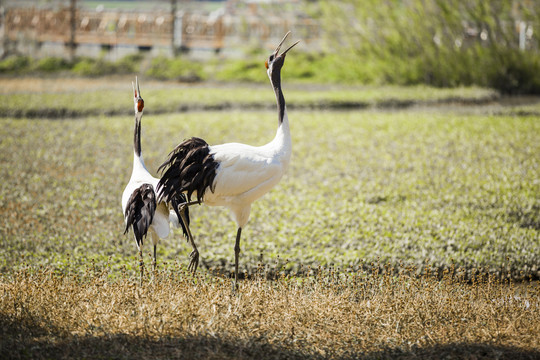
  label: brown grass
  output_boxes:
[1,262,538,360]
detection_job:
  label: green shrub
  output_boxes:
[319,0,540,93]
[215,58,266,83]
[71,57,107,76]
[116,53,144,74]
[146,56,206,82]
[72,56,135,77]
[283,52,316,80]
[215,52,373,84]
[33,57,71,72]
[0,56,32,73]
[486,48,540,95]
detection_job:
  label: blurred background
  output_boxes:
[1,0,539,93]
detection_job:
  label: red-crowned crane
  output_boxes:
[122,77,193,284]
[157,32,300,289]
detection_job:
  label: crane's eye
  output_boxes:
[265,59,268,69]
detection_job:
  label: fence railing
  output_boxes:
[2,6,320,53]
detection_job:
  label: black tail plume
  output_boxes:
[157,137,218,204]
[124,184,156,248]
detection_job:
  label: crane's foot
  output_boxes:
[187,249,199,273]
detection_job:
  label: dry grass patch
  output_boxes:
[1,263,538,359]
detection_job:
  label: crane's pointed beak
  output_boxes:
[133,76,144,113]
[280,40,300,56]
[272,32,300,58]
[273,31,291,56]
[136,76,141,98]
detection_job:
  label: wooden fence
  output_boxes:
[2,5,320,53]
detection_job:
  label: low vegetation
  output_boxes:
[0,77,499,118]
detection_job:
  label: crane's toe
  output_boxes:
[188,250,199,273]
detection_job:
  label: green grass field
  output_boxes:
[0,88,538,279]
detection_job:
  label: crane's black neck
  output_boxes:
[271,68,285,125]
[134,116,142,157]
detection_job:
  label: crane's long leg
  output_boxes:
[170,198,200,272]
[152,244,158,283]
[234,227,242,291]
[138,249,144,286]
[153,244,157,271]
[178,205,199,273]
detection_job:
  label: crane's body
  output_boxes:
[122,78,190,283]
[204,123,291,226]
[121,152,172,240]
[158,32,299,289]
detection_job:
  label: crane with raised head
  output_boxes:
[157,32,300,289]
[122,77,194,283]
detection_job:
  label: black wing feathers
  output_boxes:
[158,137,218,204]
[124,183,156,248]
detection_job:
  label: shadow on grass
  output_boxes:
[1,316,539,360]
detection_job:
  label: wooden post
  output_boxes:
[69,0,76,61]
[171,0,177,56]
[0,1,6,58]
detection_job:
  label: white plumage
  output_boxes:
[158,32,299,289]
[205,132,291,226]
[122,77,190,283]
[121,156,172,239]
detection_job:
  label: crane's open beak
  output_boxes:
[136,76,141,98]
[132,77,144,113]
[132,77,142,98]
[273,31,300,58]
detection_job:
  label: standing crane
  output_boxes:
[157,32,299,289]
[122,77,193,284]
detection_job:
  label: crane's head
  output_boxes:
[265,31,300,79]
[132,76,144,116]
